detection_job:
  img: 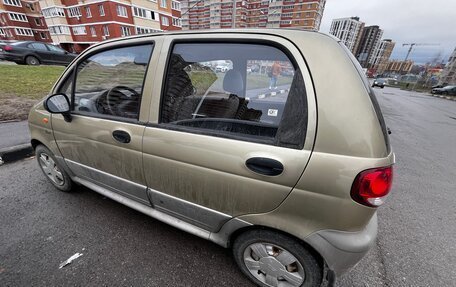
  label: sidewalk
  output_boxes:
[0,121,33,164]
[0,121,30,149]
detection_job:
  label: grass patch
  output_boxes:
[0,65,65,121]
[0,65,65,99]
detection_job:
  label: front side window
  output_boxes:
[161,42,307,147]
[72,44,153,120]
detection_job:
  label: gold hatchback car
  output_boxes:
[29,29,394,287]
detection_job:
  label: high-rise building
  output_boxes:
[440,47,456,85]
[38,0,182,53]
[0,0,51,42]
[181,0,326,31]
[369,39,395,73]
[329,16,364,54]
[355,25,383,68]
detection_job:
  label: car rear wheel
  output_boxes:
[233,229,322,287]
[25,56,40,66]
[36,145,73,192]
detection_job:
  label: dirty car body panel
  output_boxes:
[29,29,394,285]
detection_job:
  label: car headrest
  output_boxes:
[223,70,244,95]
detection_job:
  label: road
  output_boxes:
[1,87,455,286]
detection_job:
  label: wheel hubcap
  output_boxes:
[243,243,305,287]
[39,153,64,186]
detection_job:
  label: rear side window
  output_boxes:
[160,42,307,149]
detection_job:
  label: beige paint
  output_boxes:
[29,30,394,246]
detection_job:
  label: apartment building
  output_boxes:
[369,39,395,74]
[39,0,182,52]
[181,0,326,31]
[329,16,364,54]
[0,0,51,42]
[355,25,383,68]
[440,47,456,85]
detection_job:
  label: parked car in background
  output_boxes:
[29,29,394,287]
[0,41,76,66]
[215,63,231,72]
[372,78,387,88]
[431,85,456,96]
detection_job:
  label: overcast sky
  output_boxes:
[320,0,456,64]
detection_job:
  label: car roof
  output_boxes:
[96,28,335,48]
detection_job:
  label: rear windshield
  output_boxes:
[339,43,391,153]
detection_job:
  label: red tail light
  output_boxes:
[4,45,13,51]
[351,166,393,207]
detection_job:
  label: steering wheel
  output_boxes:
[106,86,140,118]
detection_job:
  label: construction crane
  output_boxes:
[402,43,440,61]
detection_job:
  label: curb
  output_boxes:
[428,94,456,101]
[0,144,34,165]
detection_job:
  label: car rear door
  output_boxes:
[51,38,162,204]
[142,34,317,232]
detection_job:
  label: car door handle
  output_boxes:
[245,157,284,176]
[112,130,131,143]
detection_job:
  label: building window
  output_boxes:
[103,25,109,36]
[40,32,47,39]
[26,3,35,11]
[34,18,41,25]
[9,12,28,22]
[172,17,181,27]
[117,5,128,17]
[121,26,131,36]
[171,0,181,10]
[136,26,160,34]
[42,7,65,18]
[15,28,33,36]
[85,7,92,18]
[160,0,167,8]
[132,6,157,20]
[161,16,169,26]
[68,7,82,18]
[3,0,22,7]
[72,26,87,35]
[90,26,96,37]
[0,28,5,36]
[99,5,105,16]
[49,25,71,35]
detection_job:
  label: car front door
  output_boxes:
[142,35,316,232]
[51,39,160,204]
[46,44,72,65]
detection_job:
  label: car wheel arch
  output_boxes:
[227,224,324,267]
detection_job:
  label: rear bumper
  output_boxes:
[305,213,377,276]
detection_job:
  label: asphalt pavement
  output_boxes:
[0,87,455,286]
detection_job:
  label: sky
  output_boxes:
[319,0,456,64]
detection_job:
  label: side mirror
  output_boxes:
[44,93,72,122]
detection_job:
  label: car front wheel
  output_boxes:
[36,145,73,192]
[233,229,322,287]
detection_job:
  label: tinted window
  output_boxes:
[161,43,307,147]
[47,44,66,53]
[29,42,48,51]
[73,44,153,120]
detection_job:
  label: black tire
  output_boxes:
[35,145,73,192]
[233,229,322,287]
[25,55,40,66]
